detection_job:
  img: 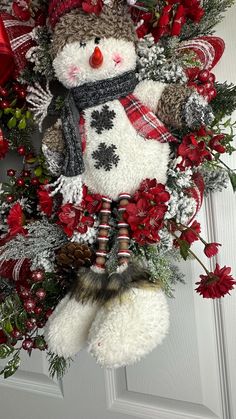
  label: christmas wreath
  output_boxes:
[0,0,236,378]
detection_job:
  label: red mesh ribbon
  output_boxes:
[0,12,34,83]
[0,14,14,85]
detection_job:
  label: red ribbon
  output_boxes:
[0,15,14,85]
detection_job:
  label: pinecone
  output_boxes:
[56,243,93,270]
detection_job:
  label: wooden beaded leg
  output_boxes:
[93,197,112,272]
[117,193,131,267]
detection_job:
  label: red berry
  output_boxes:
[31,177,40,186]
[0,87,9,97]
[34,306,43,315]
[25,320,34,331]
[17,146,26,156]
[205,81,213,91]
[37,321,45,328]
[35,289,46,300]
[45,309,53,319]
[13,84,21,93]
[16,178,25,187]
[197,85,204,95]
[7,169,16,177]
[0,99,10,109]
[208,73,216,83]
[11,329,21,339]
[19,288,30,299]
[22,170,31,177]
[6,195,14,203]
[22,338,34,350]
[208,87,217,101]
[198,69,210,83]
[24,299,36,313]
[17,89,27,99]
[31,270,44,282]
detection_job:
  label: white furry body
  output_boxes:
[88,287,169,368]
[82,99,169,200]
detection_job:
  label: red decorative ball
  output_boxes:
[24,299,36,313]
[17,146,26,156]
[22,170,31,177]
[198,69,210,83]
[6,195,14,203]
[16,178,25,187]
[31,270,44,282]
[0,99,10,109]
[197,85,204,95]
[208,73,216,84]
[34,306,43,315]
[0,87,9,97]
[35,289,46,300]
[22,338,34,350]
[7,169,16,177]
[31,177,40,186]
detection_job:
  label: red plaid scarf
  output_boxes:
[120,94,178,143]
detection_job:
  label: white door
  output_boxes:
[0,7,236,419]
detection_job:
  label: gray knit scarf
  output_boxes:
[61,70,137,177]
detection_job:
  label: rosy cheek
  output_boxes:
[67,65,80,82]
[112,53,123,66]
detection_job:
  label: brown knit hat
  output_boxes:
[50,0,137,58]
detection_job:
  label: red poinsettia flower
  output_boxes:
[37,187,53,217]
[58,203,94,237]
[124,179,169,245]
[7,202,27,237]
[0,139,9,160]
[196,264,236,298]
[82,186,102,214]
[180,220,201,244]
[209,134,226,154]
[204,242,221,258]
[178,134,211,169]
[0,329,7,344]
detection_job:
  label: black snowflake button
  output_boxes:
[90,105,116,134]
[92,142,120,171]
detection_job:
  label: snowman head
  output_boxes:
[50,1,137,88]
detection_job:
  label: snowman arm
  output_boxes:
[42,119,65,177]
[134,80,213,129]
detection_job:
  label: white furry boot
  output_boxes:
[44,294,99,358]
[87,287,169,368]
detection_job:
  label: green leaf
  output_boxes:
[25,110,32,119]
[15,109,22,119]
[3,108,13,115]
[34,166,42,177]
[0,344,15,359]
[15,311,27,332]
[179,240,190,261]
[18,118,26,130]
[7,116,17,129]
[229,171,236,192]
[2,319,13,334]
[1,355,20,379]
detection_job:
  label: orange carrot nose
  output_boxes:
[89,47,103,68]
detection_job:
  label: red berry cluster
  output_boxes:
[10,270,53,352]
[0,84,27,110]
[188,70,217,102]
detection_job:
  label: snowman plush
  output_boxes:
[35,0,212,368]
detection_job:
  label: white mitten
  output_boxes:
[44,294,99,358]
[87,287,169,368]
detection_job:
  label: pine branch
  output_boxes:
[211,82,236,122]
[180,0,236,39]
[47,351,72,380]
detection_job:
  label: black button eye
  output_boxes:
[95,37,100,45]
[80,41,86,48]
